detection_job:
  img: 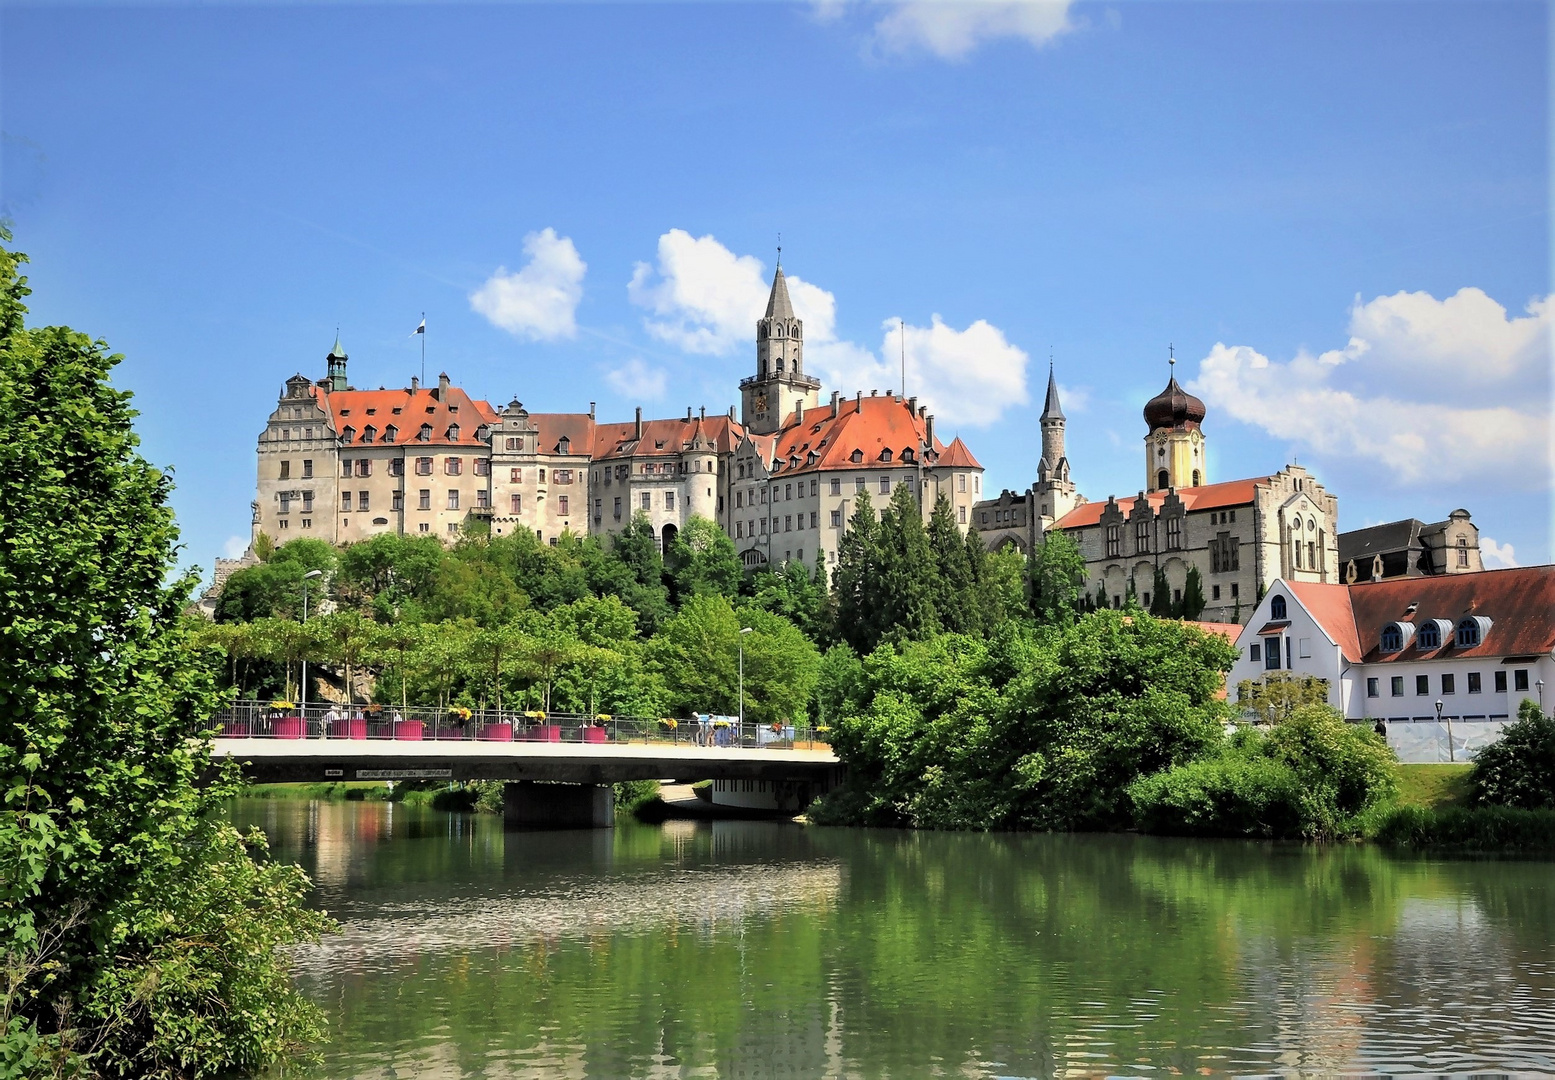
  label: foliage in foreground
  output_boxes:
[1469,699,1555,811]
[0,233,331,1077]
[1373,804,1555,852]
[1129,706,1399,841]
[810,610,1239,831]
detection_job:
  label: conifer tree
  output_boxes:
[1149,566,1173,616]
[832,490,880,654]
[1181,565,1207,620]
[876,482,939,644]
[927,494,976,634]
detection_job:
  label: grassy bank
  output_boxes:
[1395,764,1473,810]
[1373,804,1555,853]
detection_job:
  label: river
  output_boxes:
[232,798,1555,1078]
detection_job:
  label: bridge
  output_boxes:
[208,704,840,827]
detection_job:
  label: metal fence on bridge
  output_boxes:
[207,701,830,751]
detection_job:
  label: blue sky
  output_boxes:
[3,0,1549,577]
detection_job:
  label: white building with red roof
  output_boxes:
[251,267,984,572]
[1228,567,1555,760]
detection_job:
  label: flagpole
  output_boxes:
[420,311,425,384]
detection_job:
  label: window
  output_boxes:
[736,522,744,538]
[594,499,602,520]
[419,522,429,533]
[1416,674,1429,695]
[341,459,353,477]
[474,459,490,477]
[1134,519,1151,554]
[879,477,890,494]
[389,459,404,477]
[1212,584,1221,601]
[1230,583,1239,598]
[736,491,744,508]
[342,426,355,444]
[302,491,313,512]
[1270,595,1287,620]
[1105,524,1122,558]
[357,490,369,511]
[1264,636,1281,670]
[392,490,404,511]
[1514,669,1529,692]
[1391,676,1404,697]
[831,509,842,527]
[446,425,460,442]
[558,495,569,515]
[1211,533,1240,573]
[302,459,313,478]
[785,483,792,500]
[510,468,521,483]
[810,479,818,496]
[1417,622,1441,650]
[362,426,376,444]
[447,490,460,510]
[810,512,818,529]
[1441,673,1455,694]
[831,478,841,495]
[278,519,289,529]
[665,491,675,510]
[784,515,793,532]
[554,469,573,484]
[1494,670,1507,693]
[1456,617,1489,648]
[1308,541,1315,568]
[613,497,622,518]
[1457,537,1469,568]
[445,457,462,475]
[1468,672,1482,693]
[1298,637,1311,658]
[511,494,522,514]
[1166,516,1181,550]
[506,437,520,451]
[958,506,966,524]
[1367,677,1379,698]
[416,457,432,476]
[957,474,967,492]
[341,491,353,512]
[855,477,866,493]
[384,425,397,443]
[279,492,292,513]
[418,489,431,510]
[641,492,651,511]
[418,424,432,442]
[357,459,371,477]
[301,518,311,529]
[279,460,291,479]
[1250,643,1261,661]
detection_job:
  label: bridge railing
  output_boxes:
[206,701,831,751]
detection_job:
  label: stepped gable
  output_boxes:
[756,394,956,475]
[1053,477,1267,530]
[313,384,499,448]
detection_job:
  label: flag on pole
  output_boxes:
[410,318,425,336]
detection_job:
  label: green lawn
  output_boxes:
[1396,764,1473,809]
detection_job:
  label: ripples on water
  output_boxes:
[233,799,1555,1079]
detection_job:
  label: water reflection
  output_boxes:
[233,799,1555,1078]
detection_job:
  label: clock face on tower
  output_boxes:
[754,392,769,413]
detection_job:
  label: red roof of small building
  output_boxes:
[1345,565,1555,663]
[1053,477,1267,530]
[313,385,500,448]
[591,414,746,461]
[1284,582,1362,661]
[527,413,596,457]
[757,394,978,475]
[1187,621,1242,642]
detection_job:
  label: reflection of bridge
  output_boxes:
[212,738,841,828]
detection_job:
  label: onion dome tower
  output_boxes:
[1143,348,1207,492]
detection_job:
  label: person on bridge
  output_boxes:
[322,705,340,739]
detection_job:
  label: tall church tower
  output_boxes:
[741,263,821,435]
[1033,365,1079,524]
[1143,353,1208,492]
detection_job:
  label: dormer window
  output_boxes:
[1269,595,1287,620]
[1456,616,1491,648]
[1416,619,1452,650]
[1380,621,1416,653]
[383,425,397,443]
[902,448,915,463]
[559,436,570,454]
[418,424,432,442]
[880,448,893,462]
[446,424,460,441]
[475,425,489,441]
[850,449,863,464]
[341,426,356,444]
[362,426,376,444]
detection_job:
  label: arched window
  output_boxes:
[1156,469,1169,490]
[1380,625,1402,652]
[1191,469,1201,486]
[1270,595,1287,620]
[1417,621,1440,650]
[1456,616,1491,648]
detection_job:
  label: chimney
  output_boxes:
[871,389,878,396]
[437,371,450,400]
[589,401,596,419]
[728,405,736,421]
[686,406,693,422]
[830,390,840,417]
[411,375,420,391]
[796,400,804,422]
[908,396,917,414]
[635,406,643,440]
[855,390,863,412]
[926,413,935,448]
[699,405,706,421]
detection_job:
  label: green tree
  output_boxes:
[0,233,329,1074]
[665,515,742,603]
[1469,698,1555,810]
[832,490,881,655]
[1180,566,1207,620]
[605,514,672,634]
[744,559,830,640]
[927,495,976,634]
[1148,566,1173,617]
[1030,529,1086,625]
[875,482,939,644]
[314,609,378,707]
[334,531,444,614]
[1235,671,1332,724]
[647,595,819,723]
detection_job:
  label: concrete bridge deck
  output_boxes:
[212,737,840,786]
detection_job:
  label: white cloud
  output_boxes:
[605,357,667,401]
[222,536,248,559]
[470,228,586,341]
[1186,288,1553,490]
[1057,383,1090,413]
[1480,536,1519,569]
[628,229,1029,426]
[867,0,1076,60]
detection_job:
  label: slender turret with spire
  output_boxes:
[1038,363,1067,481]
[741,257,821,435]
[326,332,348,392]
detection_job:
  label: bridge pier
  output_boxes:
[503,781,614,829]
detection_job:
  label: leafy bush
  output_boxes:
[1470,699,1555,810]
[1373,804,1555,852]
[1129,750,1304,838]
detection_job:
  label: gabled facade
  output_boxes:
[1228,568,1555,752]
[1338,509,1483,583]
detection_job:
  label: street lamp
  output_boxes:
[738,627,753,745]
[300,570,323,728]
[1435,697,1454,764]
[1538,679,1546,713]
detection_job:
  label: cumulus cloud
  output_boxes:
[470,228,586,340]
[628,229,1029,426]
[1186,288,1553,490]
[1480,537,1519,569]
[867,0,1076,60]
[605,358,667,401]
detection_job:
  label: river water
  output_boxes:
[233,798,1555,1078]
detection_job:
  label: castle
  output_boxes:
[251,265,986,573]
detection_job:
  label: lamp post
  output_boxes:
[300,569,323,729]
[1538,679,1546,714]
[1435,698,1453,764]
[738,627,753,746]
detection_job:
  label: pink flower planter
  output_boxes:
[333,718,368,740]
[522,724,561,743]
[582,727,608,744]
[478,723,514,742]
[273,716,305,740]
[393,721,424,741]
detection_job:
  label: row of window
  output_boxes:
[340,423,475,445]
[331,457,495,479]
[736,512,825,539]
[1381,616,1491,652]
[1368,669,1531,698]
[335,489,493,513]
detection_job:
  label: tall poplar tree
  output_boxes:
[876,482,939,645]
[927,494,976,634]
[832,490,880,654]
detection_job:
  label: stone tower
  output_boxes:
[1142,355,1208,492]
[1033,366,1079,525]
[740,263,821,435]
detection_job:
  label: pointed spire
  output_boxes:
[764,265,795,320]
[1041,362,1064,421]
[328,330,346,359]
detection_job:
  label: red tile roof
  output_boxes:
[591,415,747,461]
[757,395,976,475]
[1053,477,1267,530]
[1344,565,1555,663]
[1283,582,1362,661]
[1187,621,1242,642]
[313,385,499,448]
[528,413,596,457]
